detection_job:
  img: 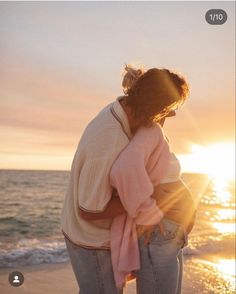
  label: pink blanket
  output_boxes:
[110,125,171,288]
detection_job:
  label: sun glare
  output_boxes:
[200,259,236,291]
[216,209,235,221]
[212,222,235,234]
[182,142,235,183]
[214,259,236,279]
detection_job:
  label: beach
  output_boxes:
[0,261,204,294]
[0,1,235,293]
[0,170,235,293]
[1,257,234,294]
[0,263,77,294]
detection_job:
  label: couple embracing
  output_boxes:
[61,64,196,294]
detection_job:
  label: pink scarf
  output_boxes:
[110,126,171,288]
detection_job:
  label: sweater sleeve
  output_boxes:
[110,125,169,223]
[77,156,113,212]
[110,145,161,220]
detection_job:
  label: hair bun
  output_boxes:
[122,64,145,93]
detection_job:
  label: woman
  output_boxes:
[61,64,192,294]
[109,66,196,293]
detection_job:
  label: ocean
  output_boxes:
[0,169,235,293]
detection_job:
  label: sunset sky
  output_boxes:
[0,1,235,173]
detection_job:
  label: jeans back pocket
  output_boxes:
[150,225,177,244]
[150,218,186,247]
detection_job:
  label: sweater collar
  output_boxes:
[110,97,132,140]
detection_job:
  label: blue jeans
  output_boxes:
[64,237,122,294]
[65,218,187,294]
[135,218,188,294]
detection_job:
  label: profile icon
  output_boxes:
[13,275,20,283]
[8,271,24,287]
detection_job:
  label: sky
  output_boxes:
[0,1,235,172]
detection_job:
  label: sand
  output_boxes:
[2,257,234,294]
[0,262,136,294]
[1,258,234,294]
[0,263,77,294]
[0,261,193,294]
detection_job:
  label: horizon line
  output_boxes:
[0,168,209,176]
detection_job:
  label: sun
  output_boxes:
[178,142,235,206]
[190,143,235,182]
[179,142,235,183]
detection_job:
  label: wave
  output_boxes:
[0,238,69,268]
[1,234,234,268]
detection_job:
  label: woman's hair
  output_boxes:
[122,64,189,124]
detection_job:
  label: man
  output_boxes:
[61,66,189,293]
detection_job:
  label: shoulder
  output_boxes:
[83,103,118,136]
[78,102,126,153]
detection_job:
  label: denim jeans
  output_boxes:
[65,217,187,294]
[64,237,123,294]
[135,218,188,294]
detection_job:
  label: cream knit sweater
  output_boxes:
[61,97,132,248]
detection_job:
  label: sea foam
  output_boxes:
[0,238,69,268]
